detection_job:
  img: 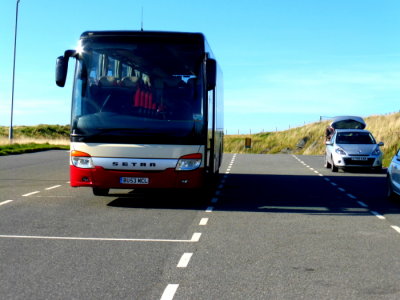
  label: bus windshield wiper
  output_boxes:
[88,128,149,137]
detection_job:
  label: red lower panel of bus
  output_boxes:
[70,166,204,189]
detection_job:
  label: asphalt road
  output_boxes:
[1,150,399,299]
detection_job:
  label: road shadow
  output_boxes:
[106,172,400,216]
[107,188,213,210]
[331,167,387,175]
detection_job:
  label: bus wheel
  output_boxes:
[93,188,109,196]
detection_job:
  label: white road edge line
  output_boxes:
[45,185,62,190]
[160,284,179,300]
[0,233,203,243]
[22,191,40,197]
[0,200,13,206]
[177,253,193,268]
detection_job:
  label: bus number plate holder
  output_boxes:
[120,177,149,184]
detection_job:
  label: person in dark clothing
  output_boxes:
[325,126,335,141]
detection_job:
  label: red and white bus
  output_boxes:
[56,31,223,195]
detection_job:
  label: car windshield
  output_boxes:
[335,132,376,144]
[71,35,205,144]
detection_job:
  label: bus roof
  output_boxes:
[80,30,206,41]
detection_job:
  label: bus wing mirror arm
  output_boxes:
[206,58,216,91]
[55,49,76,87]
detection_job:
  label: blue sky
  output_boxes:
[0,0,399,133]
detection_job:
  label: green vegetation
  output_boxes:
[0,124,70,139]
[0,143,69,156]
[224,112,400,167]
[0,124,70,156]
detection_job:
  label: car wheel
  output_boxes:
[93,187,109,196]
[331,156,338,172]
[387,175,398,200]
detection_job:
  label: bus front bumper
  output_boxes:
[70,166,205,189]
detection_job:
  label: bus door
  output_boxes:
[207,88,216,174]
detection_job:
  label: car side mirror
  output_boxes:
[378,142,384,147]
[325,141,333,145]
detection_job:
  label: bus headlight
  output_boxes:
[176,153,202,171]
[71,150,94,169]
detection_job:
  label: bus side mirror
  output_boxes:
[206,58,216,91]
[55,50,76,87]
[56,56,68,87]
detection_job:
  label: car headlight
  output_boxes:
[372,148,381,156]
[335,147,347,156]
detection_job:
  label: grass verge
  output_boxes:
[0,143,69,156]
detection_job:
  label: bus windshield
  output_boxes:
[71,36,205,144]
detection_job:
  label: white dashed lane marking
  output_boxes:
[177,253,193,268]
[357,201,368,208]
[206,206,214,213]
[0,200,13,206]
[391,226,400,234]
[371,211,386,220]
[160,284,179,300]
[291,155,400,236]
[45,185,62,190]
[199,218,208,226]
[22,191,40,197]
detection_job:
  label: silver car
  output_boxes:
[325,129,384,172]
[387,149,400,199]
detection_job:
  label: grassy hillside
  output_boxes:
[224,112,400,167]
